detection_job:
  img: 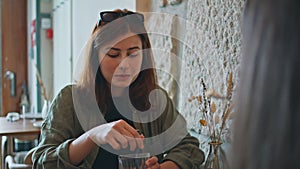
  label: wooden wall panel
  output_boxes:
[1,0,27,116]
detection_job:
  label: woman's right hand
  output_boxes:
[87,119,144,151]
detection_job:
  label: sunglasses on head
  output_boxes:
[97,11,144,27]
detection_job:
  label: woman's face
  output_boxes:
[99,34,143,89]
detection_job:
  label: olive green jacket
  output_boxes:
[30,85,204,169]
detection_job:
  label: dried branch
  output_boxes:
[33,63,48,100]
[218,103,233,141]
[189,72,235,142]
[226,72,233,100]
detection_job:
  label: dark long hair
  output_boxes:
[76,9,157,114]
[231,0,300,169]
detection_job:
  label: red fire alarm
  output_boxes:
[46,28,53,39]
[31,19,36,47]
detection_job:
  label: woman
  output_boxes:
[231,0,300,169]
[31,9,204,169]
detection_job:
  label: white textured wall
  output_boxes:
[144,0,244,136]
[181,0,244,131]
[145,12,178,103]
[143,0,245,159]
[145,0,188,106]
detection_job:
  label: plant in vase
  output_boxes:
[188,72,234,169]
[34,63,50,119]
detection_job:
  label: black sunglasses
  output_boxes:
[97,11,144,27]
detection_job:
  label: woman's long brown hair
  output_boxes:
[76,9,157,114]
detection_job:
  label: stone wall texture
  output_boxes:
[145,0,244,132]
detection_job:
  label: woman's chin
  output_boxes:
[111,81,131,88]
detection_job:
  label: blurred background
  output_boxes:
[1,0,136,116]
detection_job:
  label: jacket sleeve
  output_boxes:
[31,85,93,169]
[160,90,205,169]
[162,133,205,169]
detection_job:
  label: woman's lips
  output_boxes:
[114,74,131,80]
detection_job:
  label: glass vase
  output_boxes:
[203,141,229,169]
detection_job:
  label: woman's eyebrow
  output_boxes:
[105,46,140,51]
[106,47,121,51]
[127,46,141,51]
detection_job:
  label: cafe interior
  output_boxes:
[0,0,245,168]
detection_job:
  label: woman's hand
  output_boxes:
[146,156,161,169]
[146,156,182,169]
[87,119,144,151]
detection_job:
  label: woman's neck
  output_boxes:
[111,86,126,97]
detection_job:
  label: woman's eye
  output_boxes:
[107,53,119,58]
[128,51,140,58]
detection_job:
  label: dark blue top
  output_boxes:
[92,98,135,169]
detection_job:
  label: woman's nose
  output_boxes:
[118,57,130,70]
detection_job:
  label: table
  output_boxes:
[0,117,41,169]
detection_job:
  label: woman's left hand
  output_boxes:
[146,156,161,169]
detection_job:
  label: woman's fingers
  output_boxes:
[109,128,128,149]
[123,125,145,150]
[146,156,161,169]
[105,131,122,150]
[89,120,144,151]
[113,120,144,151]
[119,128,137,151]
